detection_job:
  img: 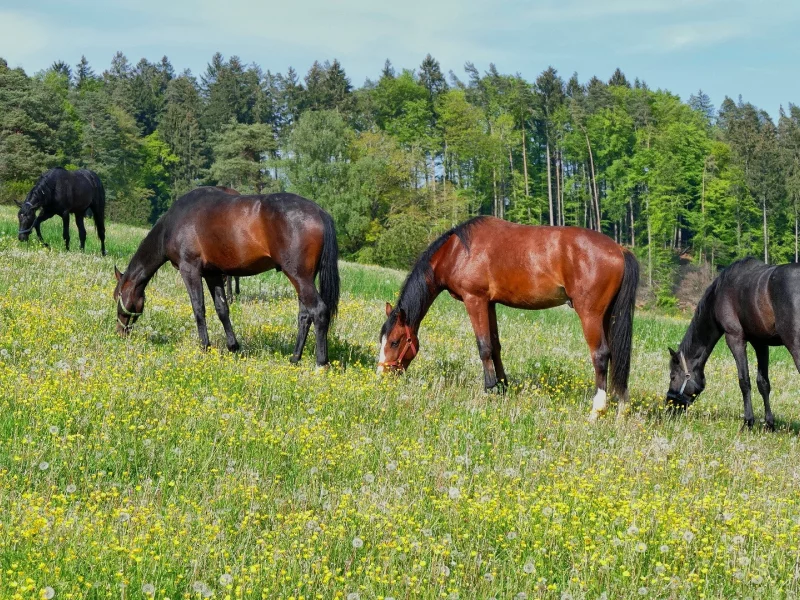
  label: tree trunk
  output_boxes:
[555,149,563,226]
[585,131,601,231]
[646,192,652,288]
[762,195,768,263]
[492,167,498,218]
[546,142,554,226]
[629,195,635,248]
[521,122,530,198]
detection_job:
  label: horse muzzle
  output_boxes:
[18,232,29,242]
[666,391,694,410]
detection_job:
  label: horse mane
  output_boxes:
[381,216,488,337]
[126,217,168,285]
[26,168,65,207]
[679,257,762,355]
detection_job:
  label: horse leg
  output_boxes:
[464,296,499,391]
[725,333,754,429]
[225,276,234,304]
[206,275,240,352]
[753,343,774,431]
[62,213,70,251]
[75,213,87,251]
[577,312,610,422]
[290,302,313,364]
[488,302,507,390]
[32,211,53,248]
[235,276,240,296]
[92,208,106,256]
[287,274,329,366]
[180,266,210,350]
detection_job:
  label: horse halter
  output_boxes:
[378,324,418,370]
[18,201,36,235]
[117,295,142,331]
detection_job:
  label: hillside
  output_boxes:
[0,208,799,599]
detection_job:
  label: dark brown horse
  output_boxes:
[378,217,639,420]
[214,186,242,302]
[17,167,106,255]
[113,187,339,365]
[667,257,800,430]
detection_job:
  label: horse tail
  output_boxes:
[317,210,340,320]
[608,249,639,398]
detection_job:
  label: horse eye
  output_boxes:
[390,340,400,348]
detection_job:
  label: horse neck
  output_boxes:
[126,222,167,291]
[680,293,723,371]
[397,262,444,335]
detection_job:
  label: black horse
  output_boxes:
[666,257,800,430]
[17,167,106,255]
[113,187,339,365]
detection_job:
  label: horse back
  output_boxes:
[438,219,627,310]
[714,260,780,341]
[165,190,326,277]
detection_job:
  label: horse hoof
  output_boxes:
[289,355,301,365]
[588,409,606,423]
[228,342,240,353]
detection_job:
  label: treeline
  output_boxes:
[2,53,800,304]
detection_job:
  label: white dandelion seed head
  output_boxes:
[118,512,130,523]
[637,587,648,596]
[142,583,155,596]
[386,461,397,472]
[448,487,461,500]
[523,561,535,574]
[635,542,647,553]
[48,426,59,435]
[560,593,572,600]
[542,506,553,517]
[627,525,639,536]
[516,594,528,600]
[484,572,495,582]
[346,593,360,600]
[352,536,364,549]
[683,530,695,543]
[65,484,77,494]
[507,531,518,540]
[38,461,49,471]
[441,565,451,577]
[363,473,375,484]
[659,544,670,553]
[43,587,55,599]
[219,573,233,585]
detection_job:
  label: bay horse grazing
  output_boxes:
[377,217,639,420]
[17,167,106,255]
[666,257,800,430]
[213,186,242,303]
[113,187,339,365]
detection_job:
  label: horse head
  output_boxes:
[666,347,706,409]
[377,302,419,374]
[16,195,37,241]
[114,266,145,335]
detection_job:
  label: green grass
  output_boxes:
[0,204,799,600]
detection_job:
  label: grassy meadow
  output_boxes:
[1,205,800,600]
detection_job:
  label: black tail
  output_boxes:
[90,172,106,254]
[608,250,639,397]
[318,210,340,320]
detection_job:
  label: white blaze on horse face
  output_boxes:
[376,335,387,374]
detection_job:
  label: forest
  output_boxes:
[2,52,799,305]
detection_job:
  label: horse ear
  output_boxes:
[668,347,678,360]
[114,265,122,282]
[13,199,22,208]
[385,302,393,317]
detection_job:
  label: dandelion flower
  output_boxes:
[635,542,647,553]
[682,531,695,543]
[352,536,364,549]
[65,484,77,494]
[448,487,460,500]
[142,583,155,596]
[43,587,55,599]
[219,574,233,585]
[38,461,49,471]
[48,426,59,435]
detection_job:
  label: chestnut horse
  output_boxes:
[114,187,339,365]
[378,217,639,420]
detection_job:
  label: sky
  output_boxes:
[1,0,798,117]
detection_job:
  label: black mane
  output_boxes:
[381,216,488,337]
[26,168,64,207]
[679,257,763,355]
